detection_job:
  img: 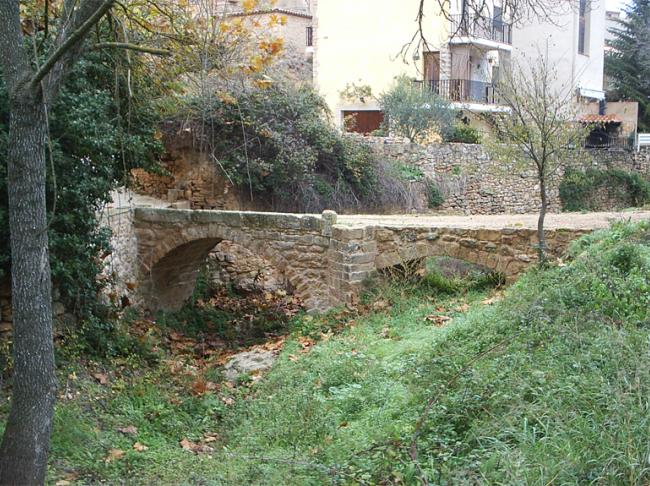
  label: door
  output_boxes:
[424,51,440,92]
[342,111,384,134]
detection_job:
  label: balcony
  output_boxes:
[424,79,501,106]
[450,14,512,47]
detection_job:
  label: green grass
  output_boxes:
[26,221,650,484]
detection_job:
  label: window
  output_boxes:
[493,6,503,27]
[306,26,313,47]
[493,5,505,42]
[578,0,590,55]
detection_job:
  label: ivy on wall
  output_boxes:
[560,168,650,212]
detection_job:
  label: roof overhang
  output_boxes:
[578,114,623,124]
[449,37,513,52]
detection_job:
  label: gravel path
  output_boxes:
[337,210,650,230]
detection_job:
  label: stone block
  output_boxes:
[332,225,368,241]
[460,238,479,248]
[171,200,191,210]
[375,252,400,269]
[341,253,377,265]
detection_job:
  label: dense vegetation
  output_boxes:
[176,81,421,213]
[0,51,162,322]
[606,0,650,131]
[560,167,650,211]
[26,222,650,485]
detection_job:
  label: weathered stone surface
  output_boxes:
[223,350,277,381]
[90,208,597,316]
[355,138,650,215]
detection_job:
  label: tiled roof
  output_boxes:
[225,8,312,19]
[578,114,623,124]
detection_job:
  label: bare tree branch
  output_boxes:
[33,0,115,95]
[92,41,172,56]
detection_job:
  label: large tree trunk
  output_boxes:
[537,175,548,264]
[0,95,57,486]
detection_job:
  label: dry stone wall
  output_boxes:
[208,241,285,293]
[357,136,650,215]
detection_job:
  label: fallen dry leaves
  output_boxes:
[425,314,453,327]
[55,472,79,486]
[180,437,214,454]
[132,442,148,452]
[104,448,125,463]
[455,303,470,313]
[92,372,109,385]
[372,299,391,312]
[117,425,138,435]
[482,293,504,306]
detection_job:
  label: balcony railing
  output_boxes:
[450,14,512,45]
[424,79,501,105]
[585,134,635,151]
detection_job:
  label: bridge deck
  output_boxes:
[337,210,650,230]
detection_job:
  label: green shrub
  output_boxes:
[378,75,456,143]
[447,124,481,144]
[560,167,650,211]
[175,82,388,213]
[426,181,445,208]
[394,163,424,182]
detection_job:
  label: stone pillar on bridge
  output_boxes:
[326,222,378,308]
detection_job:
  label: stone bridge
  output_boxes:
[128,208,617,313]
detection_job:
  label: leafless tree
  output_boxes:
[485,55,589,263]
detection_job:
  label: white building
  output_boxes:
[512,0,607,101]
[312,1,608,132]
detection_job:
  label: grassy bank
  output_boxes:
[4,222,649,485]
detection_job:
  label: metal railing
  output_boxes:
[637,133,650,151]
[426,79,501,105]
[450,14,513,45]
[585,134,635,150]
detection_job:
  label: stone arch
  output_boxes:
[373,238,514,279]
[138,225,307,312]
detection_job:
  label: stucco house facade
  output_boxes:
[512,1,606,101]
[312,0,608,133]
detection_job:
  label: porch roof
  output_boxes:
[578,114,623,124]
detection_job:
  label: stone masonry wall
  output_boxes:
[325,217,590,308]
[130,151,243,211]
[101,208,141,308]
[108,208,594,314]
[133,209,336,313]
[208,241,285,293]
[357,136,650,215]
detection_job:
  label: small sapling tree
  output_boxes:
[486,56,590,263]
